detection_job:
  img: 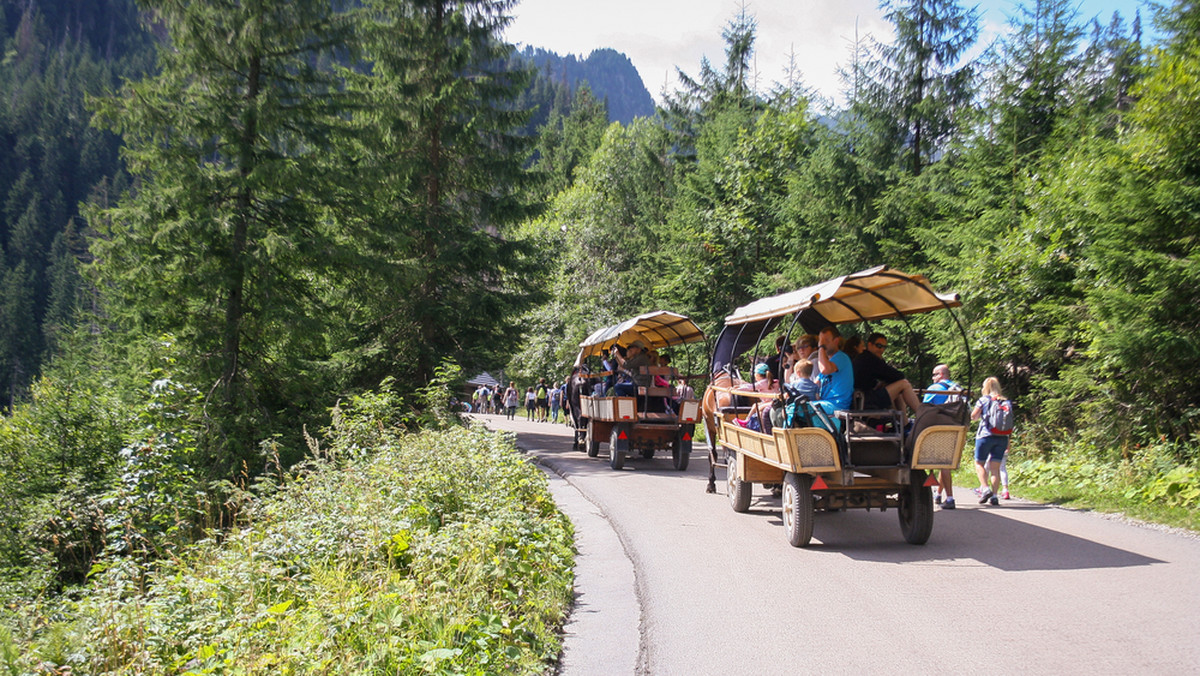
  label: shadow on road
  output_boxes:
[732,494,1162,572]
[478,416,1163,573]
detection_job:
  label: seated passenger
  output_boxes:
[654,354,674,388]
[842,335,864,358]
[594,348,615,396]
[787,360,820,399]
[852,332,921,417]
[805,326,854,430]
[613,340,651,397]
[764,335,794,383]
[793,334,819,379]
[737,362,779,393]
[734,362,778,431]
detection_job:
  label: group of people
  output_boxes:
[470,384,503,414]
[738,327,1014,508]
[475,379,570,423]
[590,341,693,412]
[515,378,569,423]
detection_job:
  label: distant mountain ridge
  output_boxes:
[517,46,655,124]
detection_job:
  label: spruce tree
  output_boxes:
[350,0,538,382]
[90,0,360,470]
[871,0,979,175]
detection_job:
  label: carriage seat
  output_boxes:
[637,365,677,398]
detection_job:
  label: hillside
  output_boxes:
[518,46,656,124]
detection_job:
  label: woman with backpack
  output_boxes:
[971,376,1014,506]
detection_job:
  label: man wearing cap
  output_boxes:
[613,339,651,397]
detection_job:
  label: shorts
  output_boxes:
[863,386,892,410]
[536,398,549,409]
[975,435,1009,463]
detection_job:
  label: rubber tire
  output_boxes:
[671,437,690,471]
[899,472,935,545]
[727,453,752,513]
[586,424,600,458]
[782,472,815,548]
[609,427,626,470]
[641,448,655,459]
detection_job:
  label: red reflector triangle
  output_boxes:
[923,474,939,487]
[618,430,628,439]
[811,476,828,491]
[683,432,692,441]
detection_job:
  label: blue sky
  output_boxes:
[504,0,1155,107]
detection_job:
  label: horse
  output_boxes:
[702,368,742,493]
[565,365,595,450]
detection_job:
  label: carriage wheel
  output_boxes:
[782,472,815,548]
[899,470,934,545]
[609,426,627,470]
[727,453,751,513]
[671,430,691,471]
[585,423,600,458]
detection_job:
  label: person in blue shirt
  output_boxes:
[811,326,854,428]
[923,363,964,509]
[922,364,963,405]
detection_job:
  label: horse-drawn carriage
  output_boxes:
[567,311,705,471]
[703,266,971,547]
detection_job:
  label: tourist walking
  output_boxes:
[524,387,536,421]
[923,364,964,510]
[972,377,1014,506]
[503,381,519,420]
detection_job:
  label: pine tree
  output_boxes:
[350,0,539,382]
[660,5,762,163]
[90,0,361,469]
[870,0,979,175]
[533,83,610,198]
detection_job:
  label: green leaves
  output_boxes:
[3,410,574,673]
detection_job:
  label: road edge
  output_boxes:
[513,437,644,676]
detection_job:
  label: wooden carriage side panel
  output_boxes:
[910,425,967,470]
[579,396,639,422]
[779,428,841,473]
[677,399,701,423]
[738,451,785,483]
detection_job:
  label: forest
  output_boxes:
[2,0,1200,667]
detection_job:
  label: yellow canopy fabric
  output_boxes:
[576,311,706,364]
[723,266,960,326]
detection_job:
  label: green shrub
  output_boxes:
[3,392,574,674]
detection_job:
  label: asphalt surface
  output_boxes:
[473,413,1200,675]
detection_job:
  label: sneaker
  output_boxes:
[972,487,982,497]
[990,495,1000,506]
[979,489,994,505]
[1002,490,1011,500]
[935,494,943,505]
[942,497,956,510]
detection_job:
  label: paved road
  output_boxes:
[474,414,1200,675]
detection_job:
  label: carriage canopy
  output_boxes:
[575,311,706,365]
[724,265,960,326]
[711,266,963,374]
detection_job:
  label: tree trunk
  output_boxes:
[224,50,261,399]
